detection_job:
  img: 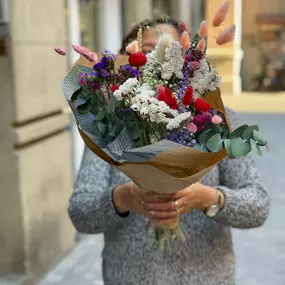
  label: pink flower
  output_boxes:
[212,1,231,27]
[126,40,139,54]
[187,122,198,134]
[54,47,66,56]
[72,45,88,55]
[84,51,98,62]
[197,38,206,52]
[72,45,98,62]
[211,115,223,124]
[190,61,200,71]
[181,31,191,51]
[199,21,208,38]
[216,24,236,45]
[178,21,187,34]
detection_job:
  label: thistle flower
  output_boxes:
[181,31,191,51]
[212,1,231,27]
[199,21,208,38]
[216,24,236,45]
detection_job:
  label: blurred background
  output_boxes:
[0,0,284,284]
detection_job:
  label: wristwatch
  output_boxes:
[205,190,222,218]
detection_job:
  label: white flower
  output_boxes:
[130,88,178,125]
[166,112,192,131]
[161,41,184,80]
[191,59,222,96]
[156,33,174,63]
[113,78,139,100]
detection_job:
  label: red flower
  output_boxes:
[157,86,178,110]
[194,98,211,112]
[111,85,120,92]
[182,86,193,106]
[129,51,147,67]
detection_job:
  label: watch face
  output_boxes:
[206,205,219,218]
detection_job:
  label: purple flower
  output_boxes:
[78,72,88,86]
[165,128,195,147]
[93,51,116,71]
[118,65,139,82]
[193,112,212,131]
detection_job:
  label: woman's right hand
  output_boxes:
[113,182,178,224]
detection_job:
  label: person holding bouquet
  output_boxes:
[67,14,270,285]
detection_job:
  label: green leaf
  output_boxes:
[193,144,209,152]
[243,125,259,140]
[71,88,82,101]
[231,138,251,157]
[92,124,102,139]
[221,124,230,139]
[224,139,234,158]
[107,123,117,137]
[206,133,222,152]
[253,130,267,145]
[97,121,107,134]
[125,121,140,140]
[94,107,105,121]
[197,129,212,145]
[211,124,223,134]
[256,144,262,156]
[77,101,91,114]
[229,124,248,139]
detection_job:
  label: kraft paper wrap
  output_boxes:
[74,55,230,194]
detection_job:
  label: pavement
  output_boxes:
[39,113,285,285]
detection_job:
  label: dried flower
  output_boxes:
[181,31,191,51]
[212,1,231,27]
[111,85,120,92]
[156,33,173,63]
[167,112,192,130]
[216,24,236,45]
[129,51,147,67]
[190,61,200,71]
[194,98,211,112]
[118,65,139,82]
[199,21,208,38]
[126,40,139,54]
[54,47,66,56]
[197,38,206,52]
[157,86,178,110]
[193,112,212,131]
[182,86,193,106]
[178,21,187,34]
[187,122,198,133]
[211,115,223,124]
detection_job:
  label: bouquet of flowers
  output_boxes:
[56,2,267,251]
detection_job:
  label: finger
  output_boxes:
[145,200,176,211]
[147,210,178,219]
[155,217,179,226]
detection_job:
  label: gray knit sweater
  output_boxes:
[68,109,270,285]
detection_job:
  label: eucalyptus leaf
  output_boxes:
[211,124,223,134]
[197,129,212,145]
[206,133,222,152]
[97,121,107,134]
[231,138,251,157]
[224,139,234,158]
[77,101,91,114]
[193,144,209,152]
[253,130,267,145]
[71,88,82,101]
[229,125,248,139]
[255,144,262,156]
[92,124,102,139]
[243,125,259,140]
[94,107,105,121]
[250,138,257,153]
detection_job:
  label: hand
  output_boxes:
[144,183,224,225]
[113,182,177,222]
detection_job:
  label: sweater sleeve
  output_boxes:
[68,147,130,234]
[213,109,270,228]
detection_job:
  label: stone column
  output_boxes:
[205,0,242,95]
[0,0,75,283]
[123,0,152,35]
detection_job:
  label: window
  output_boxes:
[0,0,8,23]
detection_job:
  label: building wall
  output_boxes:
[0,0,75,283]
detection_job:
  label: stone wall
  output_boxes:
[0,0,75,283]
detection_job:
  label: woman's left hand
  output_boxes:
[144,183,224,226]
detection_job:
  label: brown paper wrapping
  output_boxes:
[75,55,230,194]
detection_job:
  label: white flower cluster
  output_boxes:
[191,59,222,98]
[166,112,192,131]
[113,78,139,101]
[130,88,178,124]
[161,41,184,80]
